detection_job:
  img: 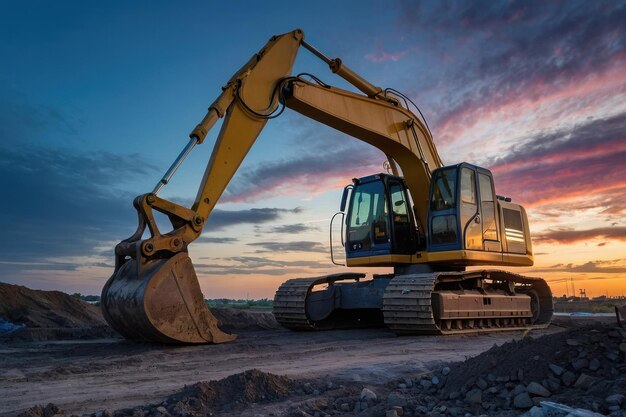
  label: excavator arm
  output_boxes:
[101,29,443,344]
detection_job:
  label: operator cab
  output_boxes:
[341,173,418,261]
[339,163,532,266]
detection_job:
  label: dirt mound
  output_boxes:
[0,282,116,341]
[100,369,294,416]
[375,324,626,416]
[211,308,280,331]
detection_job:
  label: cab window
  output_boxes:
[431,169,456,211]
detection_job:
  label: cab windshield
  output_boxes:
[347,181,388,250]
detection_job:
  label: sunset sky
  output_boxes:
[1,1,625,299]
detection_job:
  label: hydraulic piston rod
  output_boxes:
[152,136,198,195]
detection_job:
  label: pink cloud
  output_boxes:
[365,46,418,63]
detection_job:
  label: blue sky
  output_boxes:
[1,1,625,298]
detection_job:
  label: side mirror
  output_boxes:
[340,185,353,212]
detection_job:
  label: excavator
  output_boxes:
[101,29,553,344]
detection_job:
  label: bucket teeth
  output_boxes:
[101,252,235,344]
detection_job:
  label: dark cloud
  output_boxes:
[205,207,303,231]
[247,241,327,253]
[196,236,239,244]
[392,1,626,138]
[534,227,626,244]
[0,145,158,266]
[534,258,626,274]
[269,223,318,234]
[193,255,329,276]
[222,129,383,203]
[225,256,327,269]
[569,260,626,274]
[488,113,626,211]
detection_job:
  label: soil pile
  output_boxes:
[164,369,294,415]
[212,308,280,331]
[373,324,626,417]
[0,282,115,341]
[20,370,295,417]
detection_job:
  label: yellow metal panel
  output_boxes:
[346,254,415,267]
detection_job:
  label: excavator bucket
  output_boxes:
[101,252,235,344]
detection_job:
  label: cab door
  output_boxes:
[477,170,502,252]
[459,166,482,250]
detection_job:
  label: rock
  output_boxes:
[572,358,589,371]
[465,388,482,404]
[449,391,460,400]
[420,379,432,389]
[513,384,527,396]
[620,343,626,353]
[442,367,451,376]
[354,402,368,412]
[404,378,413,388]
[398,383,407,389]
[566,339,580,346]
[606,394,624,405]
[562,371,577,386]
[606,351,619,361]
[326,381,334,389]
[486,386,499,394]
[391,406,404,416]
[387,394,407,408]
[313,389,320,396]
[521,406,547,417]
[361,388,377,402]
[155,407,167,415]
[526,382,551,397]
[514,392,534,409]
[589,358,600,371]
[518,368,524,381]
[340,403,350,412]
[549,364,564,376]
[386,410,399,417]
[432,375,440,385]
[545,377,560,392]
[497,375,510,382]
[574,373,599,389]
[476,378,488,390]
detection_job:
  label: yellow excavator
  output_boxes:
[101,29,553,344]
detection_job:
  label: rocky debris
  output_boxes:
[514,392,534,409]
[371,323,626,417]
[17,403,64,417]
[526,381,551,397]
[0,283,115,341]
[360,387,377,401]
[549,363,564,376]
[16,323,626,417]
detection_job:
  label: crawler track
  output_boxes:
[383,270,553,335]
[274,270,553,335]
[273,273,365,330]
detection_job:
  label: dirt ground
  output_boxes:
[1,282,623,417]
[0,317,575,417]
